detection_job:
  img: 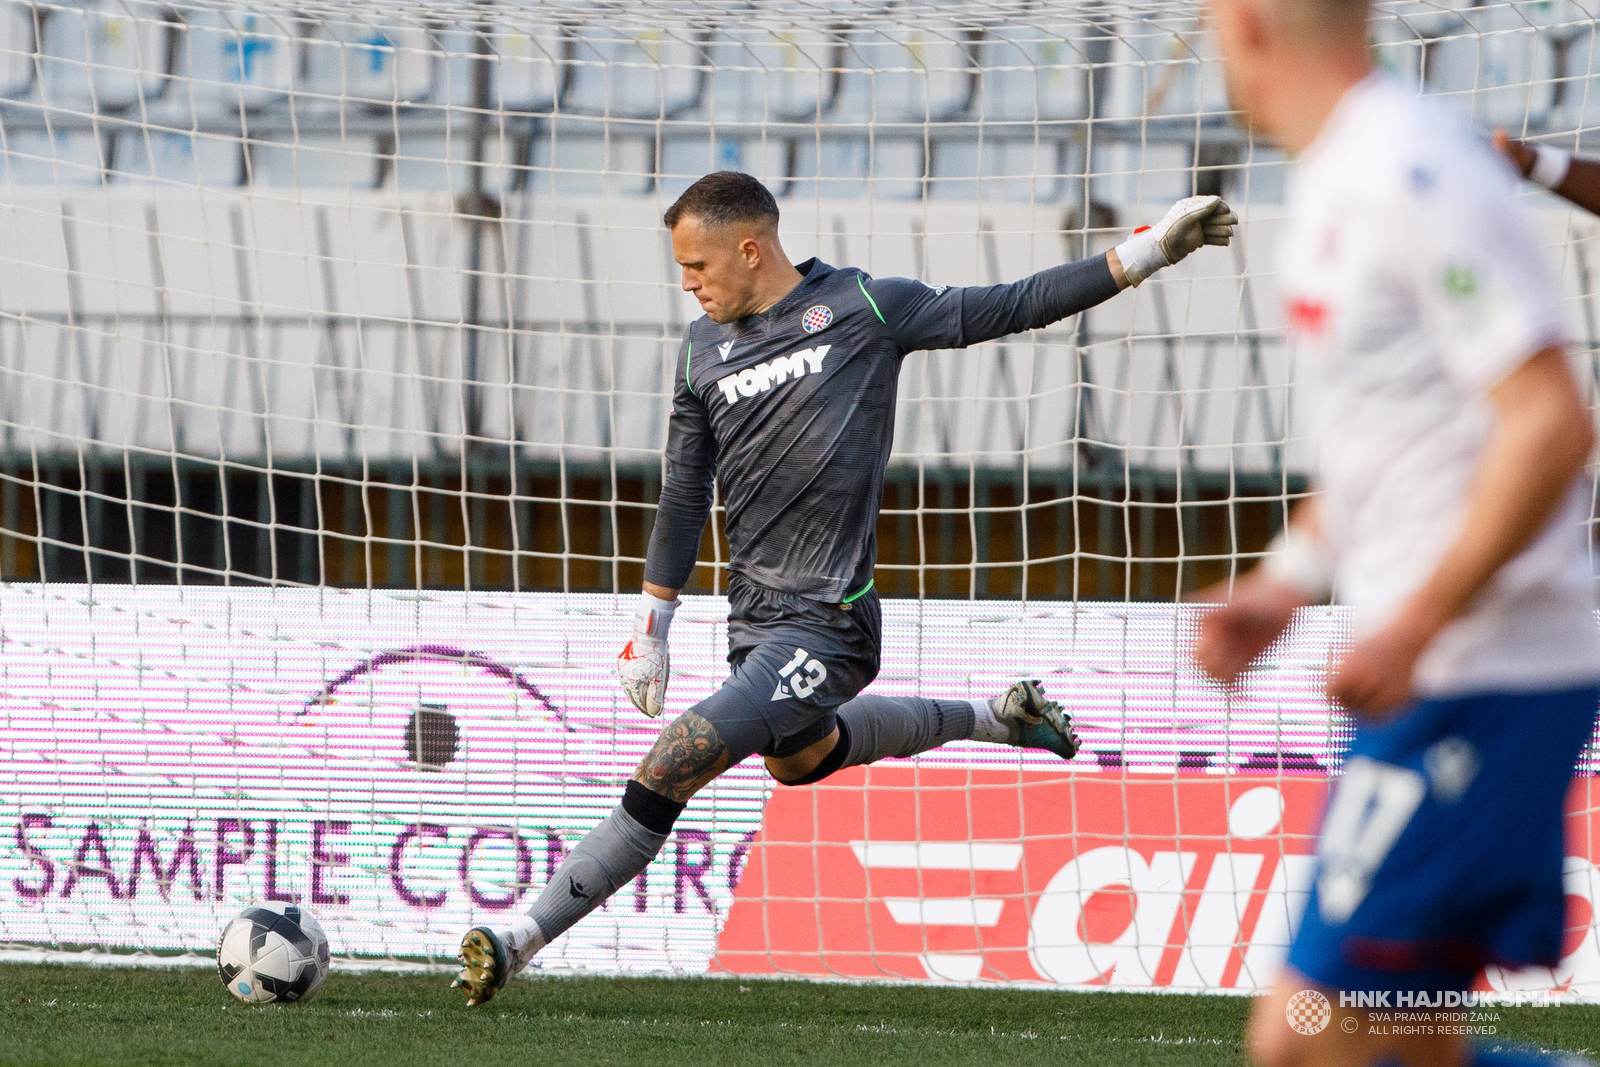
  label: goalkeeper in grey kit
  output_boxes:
[452,172,1236,1004]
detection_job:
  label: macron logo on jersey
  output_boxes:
[715,345,830,405]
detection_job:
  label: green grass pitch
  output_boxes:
[1,963,1597,1067]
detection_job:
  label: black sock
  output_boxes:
[621,779,686,834]
[782,719,852,786]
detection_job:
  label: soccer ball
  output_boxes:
[216,901,331,1004]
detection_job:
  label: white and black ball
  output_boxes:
[216,901,330,1004]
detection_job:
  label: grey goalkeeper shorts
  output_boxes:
[689,577,882,764]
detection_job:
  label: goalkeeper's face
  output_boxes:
[671,215,767,324]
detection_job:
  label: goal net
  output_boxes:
[0,0,1596,996]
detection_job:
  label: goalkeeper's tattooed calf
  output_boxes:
[632,710,730,802]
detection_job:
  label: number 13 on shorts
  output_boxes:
[777,647,829,700]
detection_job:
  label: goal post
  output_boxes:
[0,0,1596,997]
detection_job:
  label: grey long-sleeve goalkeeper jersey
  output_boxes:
[644,255,1121,604]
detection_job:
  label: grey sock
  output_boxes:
[836,695,976,768]
[525,804,668,943]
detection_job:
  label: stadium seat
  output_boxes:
[540,137,652,196]
[866,140,931,201]
[705,26,838,124]
[301,18,433,111]
[928,141,981,200]
[772,138,871,201]
[658,139,723,198]
[0,130,102,185]
[179,8,299,115]
[926,141,1090,203]
[107,128,241,186]
[416,27,478,109]
[1116,20,1227,125]
[488,20,562,112]
[978,28,1089,123]
[249,134,381,187]
[562,22,704,119]
[38,0,170,114]
[0,1,37,97]
[863,25,981,124]
[391,133,475,191]
[1424,4,1595,135]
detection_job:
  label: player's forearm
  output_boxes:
[1496,132,1600,217]
[1553,158,1600,218]
[956,255,1121,345]
[1253,498,1330,601]
[1391,347,1592,641]
[1106,247,1131,290]
[1196,497,1323,686]
[1283,497,1322,539]
[642,462,714,592]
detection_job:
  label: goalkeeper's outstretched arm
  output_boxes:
[868,195,1237,353]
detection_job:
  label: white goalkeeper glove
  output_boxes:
[616,591,676,718]
[1113,195,1239,287]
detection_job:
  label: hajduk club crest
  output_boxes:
[801,305,833,333]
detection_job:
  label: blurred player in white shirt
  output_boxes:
[1203,0,1600,1065]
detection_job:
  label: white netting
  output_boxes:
[0,0,1597,995]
